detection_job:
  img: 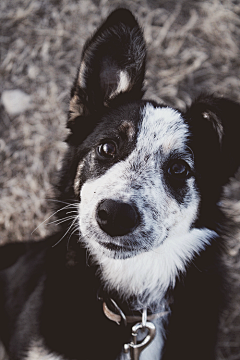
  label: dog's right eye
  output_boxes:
[168,160,190,179]
[97,141,117,159]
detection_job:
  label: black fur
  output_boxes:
[1,8,240,360]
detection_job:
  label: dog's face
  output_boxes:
[62,9,240,301]
[78,102,198,260]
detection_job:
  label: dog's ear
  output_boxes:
[185,95,240,187]
[68,8,146,132]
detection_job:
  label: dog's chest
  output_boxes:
[25,341,65,360]
[25,318,164,360]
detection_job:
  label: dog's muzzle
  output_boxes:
[96,199,139,237]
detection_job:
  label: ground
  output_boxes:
[0,0,240,359]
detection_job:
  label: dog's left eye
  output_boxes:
[97,141,117,159]
[168,160,190,179]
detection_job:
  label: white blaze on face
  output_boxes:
[137,104,188,155]
[78,103,215,304]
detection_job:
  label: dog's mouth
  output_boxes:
[98,241,142,258]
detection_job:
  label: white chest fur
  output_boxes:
[25,340,65,360]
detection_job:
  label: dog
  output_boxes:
[1,8,240,360]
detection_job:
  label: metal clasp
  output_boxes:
[123,320,156,360]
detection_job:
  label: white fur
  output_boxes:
[78,61,86,88]
[137,104,190,156]
[0,341,8,360]
[137,318,166,360]
[85,228,215,307]
[109,71,131,100]
[78,103,216,307]
[25,340,65,360]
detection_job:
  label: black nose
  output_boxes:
[96,199,139,237]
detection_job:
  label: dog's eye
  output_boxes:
[97,141,117,159]
[168,160,190,179]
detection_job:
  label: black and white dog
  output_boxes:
[1,8,240,360]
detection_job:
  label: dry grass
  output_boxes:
[0,0,240,359]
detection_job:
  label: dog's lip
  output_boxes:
[99,241,135,253]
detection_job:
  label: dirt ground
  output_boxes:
[0,0,240,359]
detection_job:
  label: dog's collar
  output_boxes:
[100,296,171,359]
[102,298,169,326]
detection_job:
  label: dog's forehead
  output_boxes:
[137,103,188,154]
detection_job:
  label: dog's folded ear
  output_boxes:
[185,95,240,186]
[68,8,146,131]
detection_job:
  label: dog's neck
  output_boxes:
[98,285,172,317]
[66,236,171,314]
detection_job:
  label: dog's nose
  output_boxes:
[96,199,139,237]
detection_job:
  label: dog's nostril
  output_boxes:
[98,209,108,223]
[96,199,139,237]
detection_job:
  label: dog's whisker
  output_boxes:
[52,216,79,248]
[85,249,91,267]
[67,223,80,250]
[47,215,76,226]
[31,204,76,235]
[31,204,77,234]
[45,198,79,205]
[66,210,79,215]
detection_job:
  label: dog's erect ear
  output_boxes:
[68,8,146,130]
[185,95,240,186]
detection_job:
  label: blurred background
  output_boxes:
[0,0,240,358]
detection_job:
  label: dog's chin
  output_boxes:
[98,241,143,260]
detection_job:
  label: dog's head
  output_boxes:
[60,9,240,301]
